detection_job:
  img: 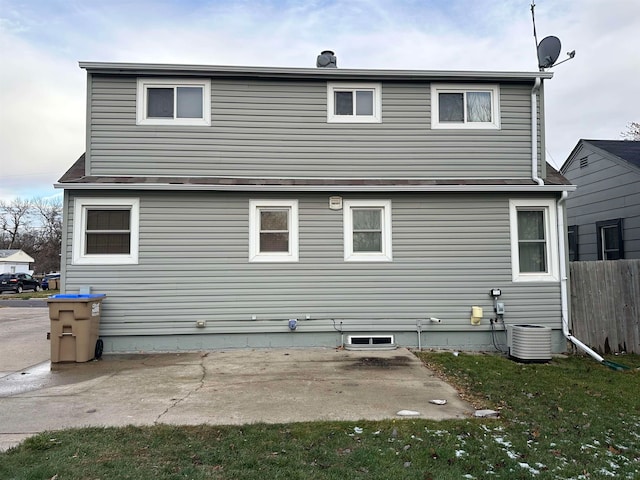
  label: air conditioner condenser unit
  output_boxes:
[507,324,552,362]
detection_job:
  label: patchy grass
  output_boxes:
[417,351,640,478]
[1,353,638,479]
[0,289,58,300]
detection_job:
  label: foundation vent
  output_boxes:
[346,335,396,350]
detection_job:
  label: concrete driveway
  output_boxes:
[0,307,473,451]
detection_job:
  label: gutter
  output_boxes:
[531,78,544,186]
[78,61,554,82]
[54,182,575,193]
[556,191,604,362]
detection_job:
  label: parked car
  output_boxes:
[0,273,42,293]
[41,273,61,290]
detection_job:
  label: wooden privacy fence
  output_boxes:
[569,260,640,354]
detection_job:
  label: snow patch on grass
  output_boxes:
[518,462,540,475]
[494,436,512,448]
[598,468,617,477]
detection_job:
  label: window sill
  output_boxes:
[72,255,138,265]
[249,255,299,263]
[512,273,559,283]
[344,253,392,262]
[431,122,500,130]
[137,118,210,127]
[327,116,382,124]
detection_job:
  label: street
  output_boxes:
[0,299,48,308]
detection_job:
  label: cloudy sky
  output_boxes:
[1,0,638,201]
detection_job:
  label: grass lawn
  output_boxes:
[0,290,59,300]
[1,352,638,479]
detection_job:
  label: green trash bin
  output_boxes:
[47,294,106,363]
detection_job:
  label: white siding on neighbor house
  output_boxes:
[0,263,32,274]
[63,190,562,343]
[564,145,640,260]
[88,76,538,179]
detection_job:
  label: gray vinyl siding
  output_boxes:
[564,145,640,260]
[88,75,537,179]
[63,190,562,350]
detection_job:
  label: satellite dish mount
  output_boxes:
[531,3,575,71]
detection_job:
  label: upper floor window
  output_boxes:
[431,84,500,129]
[596,219,624,260]
[509,199,559,282]
[73,198,140,265]
[137,78,211,126]
[249,200,299,262]
[327,82,381,123]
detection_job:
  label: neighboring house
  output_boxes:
[0,249,34,274]
[55,53,574,353]
[561,140,640,261]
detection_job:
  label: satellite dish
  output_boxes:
[316,50,337,68]
[537,36,561,69]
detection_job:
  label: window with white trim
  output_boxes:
[344,200,392,262]
[73,198,140,265]
[431,84,500,129]
[137,78,211,126]
[509,199,559,282]
[327,82,381,123]
[249,200,299,262]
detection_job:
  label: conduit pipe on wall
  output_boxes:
[531,78,545,186]
[556,191,604,362]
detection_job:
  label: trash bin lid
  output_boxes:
[48,294,106,299]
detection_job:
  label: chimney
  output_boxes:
[316,50,337,68]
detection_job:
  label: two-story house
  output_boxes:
[55,52,574,354]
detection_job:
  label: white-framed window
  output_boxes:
[249,200,299,262]
[509,199,559,282]
[327,82,382,123]
[73,198,140,265]
[344,200,392,262]
[136,78,211,126]
[431,84,500,129]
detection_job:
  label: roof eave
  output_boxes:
[78,61,554,82]
[55,182,575,193]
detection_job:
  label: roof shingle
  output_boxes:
[585,140,640,169]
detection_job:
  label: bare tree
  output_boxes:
[621,122,640,140]
[32,197,63,274]
[0,197,62,273]
[0,198,32,249]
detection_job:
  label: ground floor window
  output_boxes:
[567,225,578,261]
[72,198,140,265]
[249,200,299,262]
[343,200,392,262]
[596,218,624,260]
[509,199,559,282]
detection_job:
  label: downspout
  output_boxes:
[556,191,604,362]
[531,78,545,186]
